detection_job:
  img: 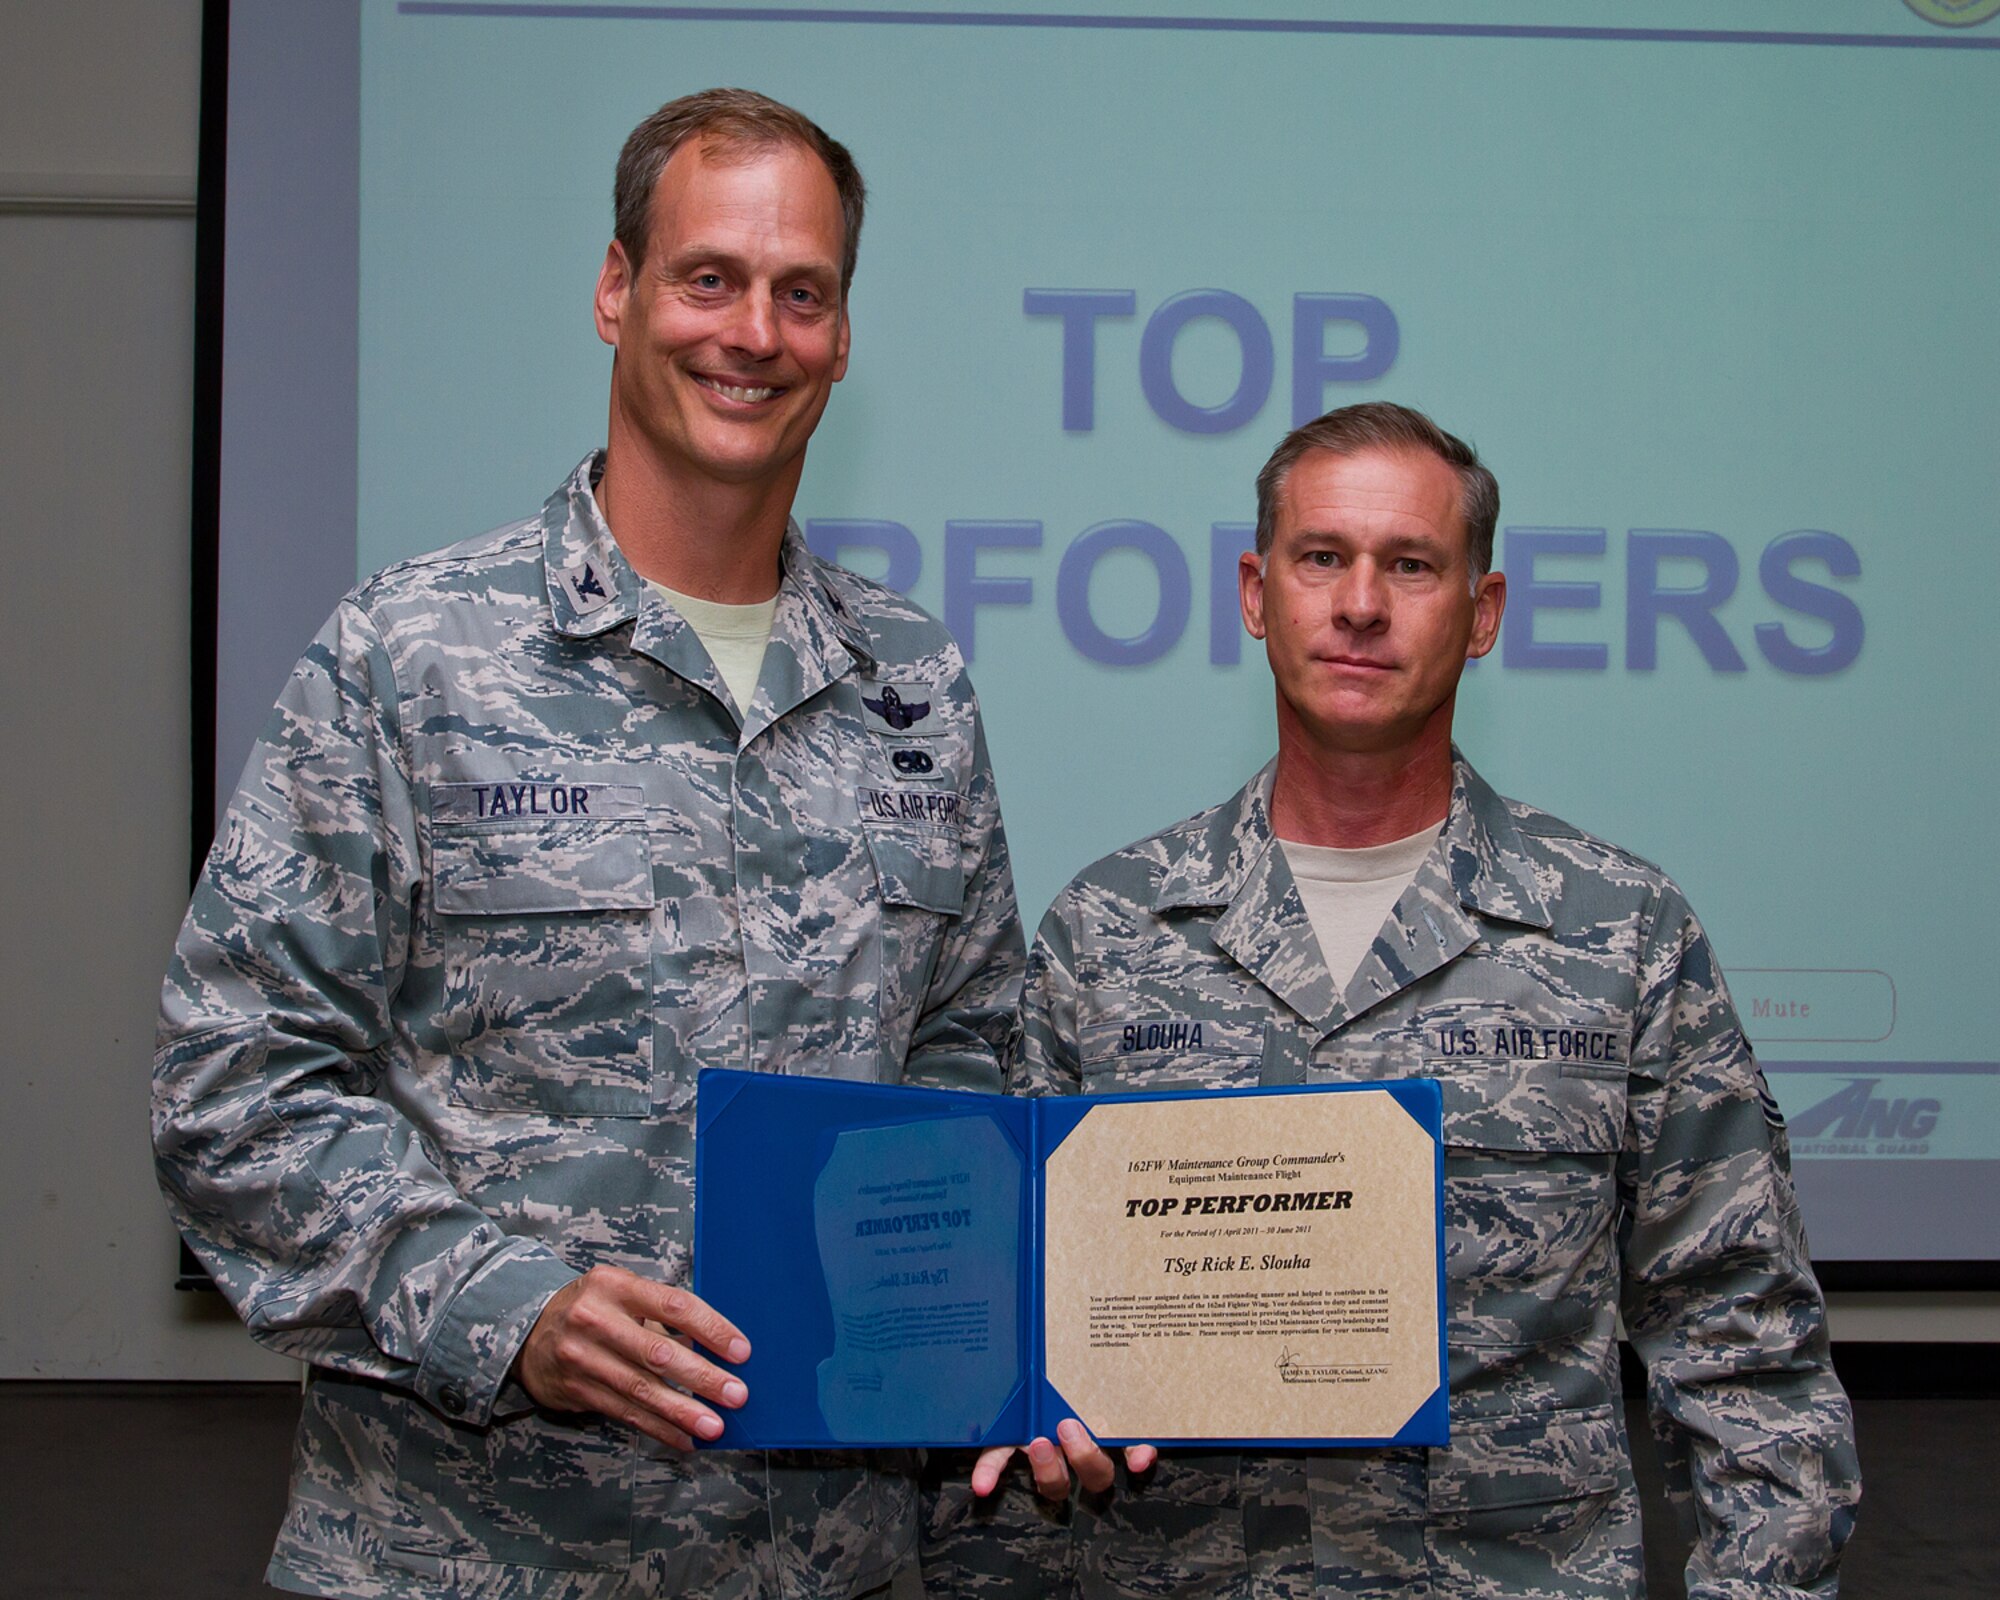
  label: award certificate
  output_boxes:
[693,1071,1445,1450]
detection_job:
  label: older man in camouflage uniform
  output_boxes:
[155,90,1021,1598]
[929,403,1856,1598]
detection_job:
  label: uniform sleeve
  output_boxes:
[152,600,577,1426]
[1010,894,1085,1099]
[1617,884,1860,1599]
[900,700,1026,1094]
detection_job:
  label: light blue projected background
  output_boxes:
[341,0,1997,1259]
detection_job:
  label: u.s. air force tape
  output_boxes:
[857,786,962,829]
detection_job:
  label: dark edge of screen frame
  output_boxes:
[178,0,230,1295]
[1829,1340,2000,1398]
[176,1237,216,1291]
[1815,1260,2000,1293]
[189,0,229,893]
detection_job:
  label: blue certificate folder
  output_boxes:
[694,1070,1447,1451]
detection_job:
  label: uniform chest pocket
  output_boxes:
[860,815,966,915]
[425,784,655,1117]
[1427,1050,1626,1157]
[1427,1056,1626,1342]
[1080,1018,1265,1093]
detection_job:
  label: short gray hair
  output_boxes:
[1253,401,1500,578]
[613,87,866,295]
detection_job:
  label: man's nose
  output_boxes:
[1334,561,1389,630]
[723,291,782,359]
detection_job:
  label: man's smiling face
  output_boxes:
[1241,445,1505,760]
[594,136,850,498]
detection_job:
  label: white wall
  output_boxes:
[0,0,290,1379]
[0,0,1988,1381]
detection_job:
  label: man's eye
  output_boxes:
[785,286,821,306]
[1307,551,1339,568]
[693,273,724,290]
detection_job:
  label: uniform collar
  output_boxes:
[746,526,877,736]
[543,454,642,638]
[1151,758,1282,914]
[540,453,880,726]
[1151,749,1552,932]
[1153,749,1551,1033]
[1440,755,1554,931]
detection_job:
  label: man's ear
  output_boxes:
[1467,570,1506,660]
[1239,550,1268,641]
[593,240,632,349]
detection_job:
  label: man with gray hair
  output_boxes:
[931,402,1856,1597]
[156,88,1021,1597]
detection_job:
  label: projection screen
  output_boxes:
[205,0,2000,1278]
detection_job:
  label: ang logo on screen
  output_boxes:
[1789,1077,1940,1157]
[1903,0,2000,25]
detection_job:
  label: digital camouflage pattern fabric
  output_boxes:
[155,455,1023,1598]
[926,754,1856,1600]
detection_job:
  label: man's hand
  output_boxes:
[971,1419,1158,1501]
[516,1265,751,1451]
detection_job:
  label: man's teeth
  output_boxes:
[703,379,778,403]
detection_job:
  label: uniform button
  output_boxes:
[439,1384,467,1416]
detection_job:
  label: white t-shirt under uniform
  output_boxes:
[1279,825,1442,992]
[645,579,778,723]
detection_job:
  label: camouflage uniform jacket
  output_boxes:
[1004,754,1856,1600]
[154,456,1024,1599]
